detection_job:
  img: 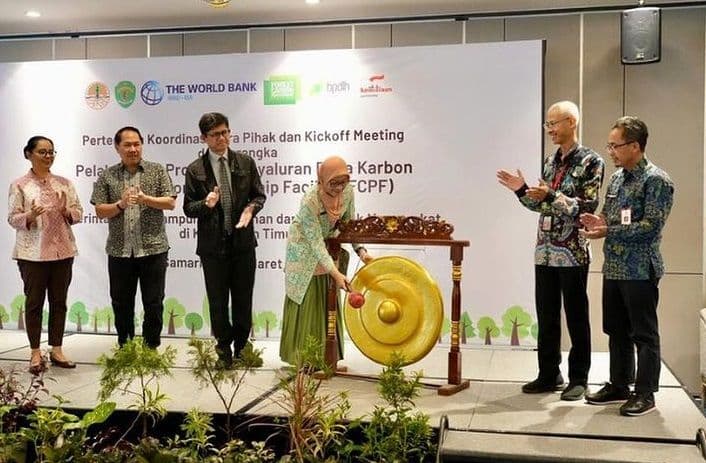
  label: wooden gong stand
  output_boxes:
[324,215,470,396]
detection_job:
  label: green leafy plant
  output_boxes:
[97,337,176,442]
[274,336,354,462]
[359,352,435,463]
[160,407,278,463]
[22,397,115,463]
[0,362,50,463]
[162,407,219,461]
[219,439,276,462]
[187,337,263,439]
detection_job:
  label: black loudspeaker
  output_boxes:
[621,7,661,64]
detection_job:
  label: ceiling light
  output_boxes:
[202,0,230,7]
[305,0,320,4]
[25,10,41,18]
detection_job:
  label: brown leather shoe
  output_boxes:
[49,354,76,369]
[28,358,47,375]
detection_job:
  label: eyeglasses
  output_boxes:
[543,117,570,129]
[605,141,633,151]
[327,177,350,189]
[34,149,56,158]
[207,129,231,139]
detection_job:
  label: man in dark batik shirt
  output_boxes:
[498,101,605,401]
[581,116,673,417]
[91,126,177,349]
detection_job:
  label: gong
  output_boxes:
[344,256,443,366]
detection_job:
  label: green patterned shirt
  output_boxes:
[90,160,176,257]
[284,184,355,305]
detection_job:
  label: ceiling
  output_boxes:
[0,0,694,37]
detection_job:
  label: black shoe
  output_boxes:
[144,339,160,350]
[560,383,587,401]
[522,374,564,393]
[216,355,233,370]
[586,383,630,405]
[216,347,233,370]
[619,392,656,416]
[235,342,263,368]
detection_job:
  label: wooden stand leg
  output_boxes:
[322,242,341,377]
[440,245,470,395]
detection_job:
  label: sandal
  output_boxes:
[28,355,47,375]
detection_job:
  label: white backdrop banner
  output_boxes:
[0,41,543,346]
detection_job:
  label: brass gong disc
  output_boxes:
[344,256,443,366]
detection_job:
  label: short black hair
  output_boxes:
[198,112,229,136]
[114,126,144,145]
[612,116,648,152]
[23,135,53,159]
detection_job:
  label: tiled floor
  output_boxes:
[1,332,704,462]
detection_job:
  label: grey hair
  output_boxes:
[548,100,580,125]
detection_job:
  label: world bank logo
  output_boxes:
[115,81,136,108]
[140,80,164,106]
[85,81,110,110]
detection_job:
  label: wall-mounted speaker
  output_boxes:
[621,7,661,65]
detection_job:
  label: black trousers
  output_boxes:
[17,258,73,348]
[602,276,660,393]
[200,248,256,356]
[108,252,168,348]
[535,265,591,384]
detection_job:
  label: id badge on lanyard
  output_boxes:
[541,216,552,231]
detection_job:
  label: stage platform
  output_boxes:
[1,331,705,462]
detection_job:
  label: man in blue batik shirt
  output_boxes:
[581,116,674,417]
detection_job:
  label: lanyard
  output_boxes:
[551,164,570,191]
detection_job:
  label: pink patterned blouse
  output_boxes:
[8,170,83,261]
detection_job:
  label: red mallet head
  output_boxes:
[348,291,365,309]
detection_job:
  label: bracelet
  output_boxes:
[116,202,125,211]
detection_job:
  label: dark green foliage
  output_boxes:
[358,352,436,462]
[98,337,176,440]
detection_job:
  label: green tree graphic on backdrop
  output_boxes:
[90,307,112,333]
[10,295,26,330]
[460,311,476,344]
[184,313,203,335]
[96,306,113,333]
[91,308,101,333]
[163,297,186,335]
[42,309,49,328]
[501,305,533,346]
[531,322,538,340]
[253,311,278,338]
[438,316,451,343]
[0,304,8,329]
[202,296,212,336]
[68,301,89,332]
[477,316,500,345]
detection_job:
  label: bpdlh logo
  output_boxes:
[115,81,136,108]
[309,80,351,97]
[85,82,110,110]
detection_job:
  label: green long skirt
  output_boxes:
[279,274,344,365]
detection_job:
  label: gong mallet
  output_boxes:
[343,282,365,309]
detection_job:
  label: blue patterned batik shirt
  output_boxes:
[518,144,605,267]
[601,157,674,280]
